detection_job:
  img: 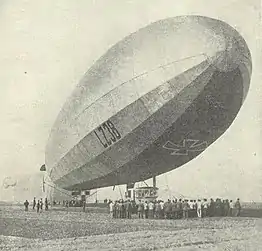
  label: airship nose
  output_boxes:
[209,42,251,73]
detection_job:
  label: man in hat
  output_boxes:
[234,198,241,217]
[24,200,29,211]
[32,197,36,210]
[197,199,202,218]
[137,200,144,219]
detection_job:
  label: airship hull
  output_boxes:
[46,16,252,191]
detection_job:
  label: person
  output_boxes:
[197,199,202,218]
[144,201,149,219]
[224,199,230,216]
[82,199,86,212]
[131,200,137,214]
[40,198,43,212]
[137,200,144,219]
[155,201,161,219]
[148,201,154,219]
[229,200,234,216]
[209,198,215,217]
[171,199,178,219]
[116,201,121,218]
[109,201,114,218]
[36,200,40,213]
[177,199,183,219]
[193,200,197,217]
[193,200,197,210]
[152,200,156,218]
[126,200,132,219]
[215,198,222,217]
[221,200,226,216]
[188,200,194,218]
[160,200,164,219]
[164,199,171,219]
[24,200,29,211]
[182,199,190,219]
[202,199,208,218]
[235,198,241,217]
[45,198,48,211]
[167,200,173,219]
[122,200,126,218]
[120,200,125,218]
[33,197,36,210]
[113,201,117,218]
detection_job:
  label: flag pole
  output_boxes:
[40,164,46,198]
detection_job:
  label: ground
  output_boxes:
[1,205,262,250]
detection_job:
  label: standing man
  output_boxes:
[144,201,149,219]
[182,200,190,219]
[202,199,209,218]
[109,200,114,218]
[33,197,36,210]
[82,199,86,212]
[193,200,198,217]
[235,198,241,217]
[36,200,40,213]
[229,200,234,216]
[112,201,117,218]
[188,200,194,217]
[45,198,49,211]
[137,200,144,219]
[215,199,222,217]
[40,198,43,212]
[177,199,183,219]
[148,201,154,219]
[122,200,127,219]
[172,199,178,219]
[117,200,121,218]
[197,199,202,218]
[120,200,125,218]
[209,198,215,217]
[224,200,230,216]
[164,200,171,219]
[160,200,164,219]
[24,200,29,211]
[155,201,161,219]
[126,200,132,219]
[167,200,173,219]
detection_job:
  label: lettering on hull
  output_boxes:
[93,120,121,148]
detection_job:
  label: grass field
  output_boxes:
[1,204,262,250]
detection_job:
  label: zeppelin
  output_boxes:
[45,15,252,191]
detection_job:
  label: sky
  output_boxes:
[0,0,261,202]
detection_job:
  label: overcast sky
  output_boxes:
[0,0,261,202]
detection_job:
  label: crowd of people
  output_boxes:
[23,196,242,220]
[108,198,242,219]
[24,197,49,212]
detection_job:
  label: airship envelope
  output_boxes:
[45,16,252,191]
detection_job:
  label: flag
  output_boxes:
[40,164,46,171]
